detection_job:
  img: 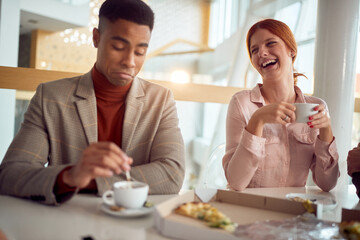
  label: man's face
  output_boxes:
[93,18,151,86]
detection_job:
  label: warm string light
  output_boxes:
[59,0,101,45]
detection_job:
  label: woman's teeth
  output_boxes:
[262,59,277,68]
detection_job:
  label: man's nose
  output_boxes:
[122,51,136,68]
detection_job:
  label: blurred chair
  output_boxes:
[197,143,228,189]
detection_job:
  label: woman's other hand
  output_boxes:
[307,104,333,143]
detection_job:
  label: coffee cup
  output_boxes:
[294,103,319,123]
[102,181,149,209]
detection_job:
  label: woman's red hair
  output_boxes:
[246,19,306,83]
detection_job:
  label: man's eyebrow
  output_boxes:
[111,36,149,48]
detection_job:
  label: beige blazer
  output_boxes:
[0,71,185,205]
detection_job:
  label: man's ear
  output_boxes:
[93,28,100,48]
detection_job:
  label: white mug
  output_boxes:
[294,103,319,123]
[102,181,149,209]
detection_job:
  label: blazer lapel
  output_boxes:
[122,77,144,152]
[74,71,98,144]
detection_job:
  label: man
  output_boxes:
[347,143,360,199]
[0,0,185,205]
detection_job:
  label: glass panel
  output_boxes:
[224,0,233,39]
[15,99,30,136]
[176,101,228,189]
[208,0,220,48]
[296,43,315,94]
[274,2,301,31]
[217,0,226,44]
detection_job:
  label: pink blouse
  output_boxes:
[223,84,339,192]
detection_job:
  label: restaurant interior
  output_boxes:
[0,0,360,191]
[0,0,360,239]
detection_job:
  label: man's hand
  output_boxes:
[62,142,133,189]
[348,143,360,162]
[347,143,360,177]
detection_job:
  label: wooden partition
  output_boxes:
[0,66,242,104]
[356,98,360,113]
[1,66,359,112]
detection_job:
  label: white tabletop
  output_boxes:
[0,185,358,240]
[0,193,175,240]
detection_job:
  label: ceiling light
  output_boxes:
[57,0,90,6]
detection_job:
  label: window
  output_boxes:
[208,0,243,48]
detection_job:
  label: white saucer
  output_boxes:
[101,203,153,218]
[286,193,337,210]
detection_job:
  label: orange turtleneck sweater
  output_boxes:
[53,65,132,200]
[92,65,132,147]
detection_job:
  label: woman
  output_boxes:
[223,19,339,192]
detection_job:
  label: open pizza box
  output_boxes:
[154,188,317,240]
[342,208,360,221]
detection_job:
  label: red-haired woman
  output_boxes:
[223,19,339,192]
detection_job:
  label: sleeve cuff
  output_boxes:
[314,136,338,163]
[240,128,266,155]
[53,166,77,203]
[352,172,360,198]
[348,153,360,176]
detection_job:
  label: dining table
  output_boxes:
[0,185,359,240]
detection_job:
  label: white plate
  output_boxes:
[101,203,153,218]
[286,193,337,210]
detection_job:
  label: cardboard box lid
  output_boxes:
[342,208,360,221]
[154,189,316,240]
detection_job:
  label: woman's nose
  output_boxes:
[258,47,269,57]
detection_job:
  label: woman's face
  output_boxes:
[249,28,294,82]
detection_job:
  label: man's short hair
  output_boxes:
[98,0,154,32]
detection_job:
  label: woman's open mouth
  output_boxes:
[261,59,278,68]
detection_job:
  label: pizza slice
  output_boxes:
[174,201,237,232]
[339,221,360,239]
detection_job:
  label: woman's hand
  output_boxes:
[307,104,333,143]
[246,102,296,136]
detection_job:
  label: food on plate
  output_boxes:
[174,202,237,232]
[287,196,315,213]
[339,221,360,240]
[144,201,154,208]
[109,205,125,211]
[289,196,312,203]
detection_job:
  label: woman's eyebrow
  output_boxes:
[265,37,277,42]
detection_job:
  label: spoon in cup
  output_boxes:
[125,171,132,189]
